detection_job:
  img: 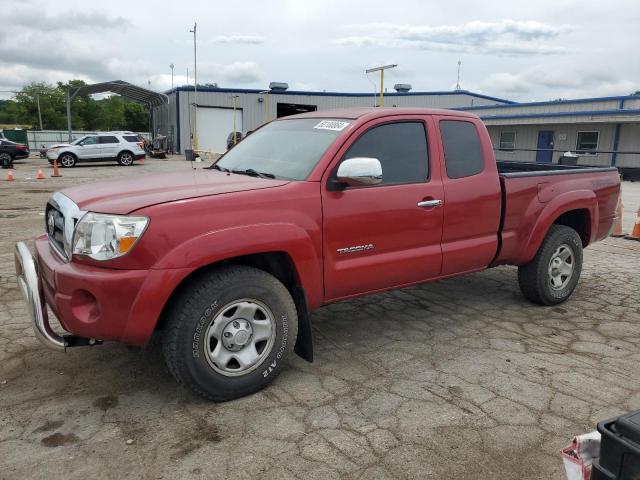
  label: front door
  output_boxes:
[77,135,102,159]
[322,117,444,301]
[536,130,554,163]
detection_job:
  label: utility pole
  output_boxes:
[455,60,462,90]
[170,63,175,89]
[365,64,397,107]
[189,22,199,152]
[35,94,43,130]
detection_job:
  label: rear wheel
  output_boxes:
[518,225,583,305]
[117,151,134,166]
[59,153,76,168]
[163,266,298,401]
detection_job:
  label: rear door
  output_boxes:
[321,116,444,301]
[436,117,502,275]
[98,135,121,159]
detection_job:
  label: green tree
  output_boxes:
[5,80,151,132]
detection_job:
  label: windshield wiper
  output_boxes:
[232,168,276,179]
[209,164,231,172]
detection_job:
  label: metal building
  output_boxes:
[153,85,512,154]
[456,95,640,174]
[152,84,640,175]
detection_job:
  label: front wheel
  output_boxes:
[518,225,583,305]
[163,266,298,401]
[59,153,77,168]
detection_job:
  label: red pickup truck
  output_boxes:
[15,108,620,401]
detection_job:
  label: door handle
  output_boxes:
[417,199,443,208]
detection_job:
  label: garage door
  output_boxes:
[196,107,243,153]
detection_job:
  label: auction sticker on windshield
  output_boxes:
[313,120,350,131]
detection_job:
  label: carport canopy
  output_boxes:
[66,80,168,140]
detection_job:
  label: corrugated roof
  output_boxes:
[70,80,168,107]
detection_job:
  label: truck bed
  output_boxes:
[497,160,617,177]
[493,161,620,266]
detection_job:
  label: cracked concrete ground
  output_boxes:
[1,157,639,479]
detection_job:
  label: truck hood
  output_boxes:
[62,169,289,214]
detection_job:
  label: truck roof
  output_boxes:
[284,107,479,121]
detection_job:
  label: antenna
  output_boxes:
[455,60,462,91]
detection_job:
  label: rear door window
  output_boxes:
[440,120,484,179]
[99,136,120,144]
[343,122,429,185]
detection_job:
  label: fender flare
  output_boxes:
[152,223,323,359]
[521,189,597,264]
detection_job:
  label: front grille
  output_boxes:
[46,203,66,257]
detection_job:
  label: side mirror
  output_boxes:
[335,157,383,187]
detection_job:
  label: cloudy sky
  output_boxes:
[2,0,639,102]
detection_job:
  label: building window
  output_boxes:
[576,131,599,153]
[499,131,516,151]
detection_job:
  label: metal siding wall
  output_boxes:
[617,123,640,168]
[488,123,617,166]
[167,90,502,153]
[467,100,620,118]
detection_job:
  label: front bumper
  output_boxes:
[14,241,98,350]
[15,236,193,348]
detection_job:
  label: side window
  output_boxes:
[343,122,428,185]
[440,120,484,179]
[99,136,120,144]
[81,136,98,145]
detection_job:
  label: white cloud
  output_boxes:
[336,20,572,55]
[209,35,265,45]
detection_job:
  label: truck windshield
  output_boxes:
[215,118,350,180]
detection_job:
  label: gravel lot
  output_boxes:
[1,157,639,479]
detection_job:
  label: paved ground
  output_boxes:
[1,157,639,479]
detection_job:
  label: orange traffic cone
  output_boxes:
[36,168,45,180]
[51,159,62,177]
[6,169,14,181]
[139,156,144,165]
[625,208,640,241]
[611,195,625,237]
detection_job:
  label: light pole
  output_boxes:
[231,95,239,145]
[170,63,175,89]
[365,64,397,107]
[189,22,199,152]
[259,90,270,123]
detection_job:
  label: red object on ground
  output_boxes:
[625,208,640,241]
[36,168,45,180]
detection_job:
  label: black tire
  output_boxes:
[163,265,298,401]
[0,152,12,169]
[117,150,134,166]
[518,225,583,305]
[58,152,77,168]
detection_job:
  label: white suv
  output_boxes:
[47,132,146,167]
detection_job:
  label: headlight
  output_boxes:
[72,213,149,261]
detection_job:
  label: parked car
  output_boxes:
[0,139,30,168]
[15,108,620,401]
[46,133,146,167]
